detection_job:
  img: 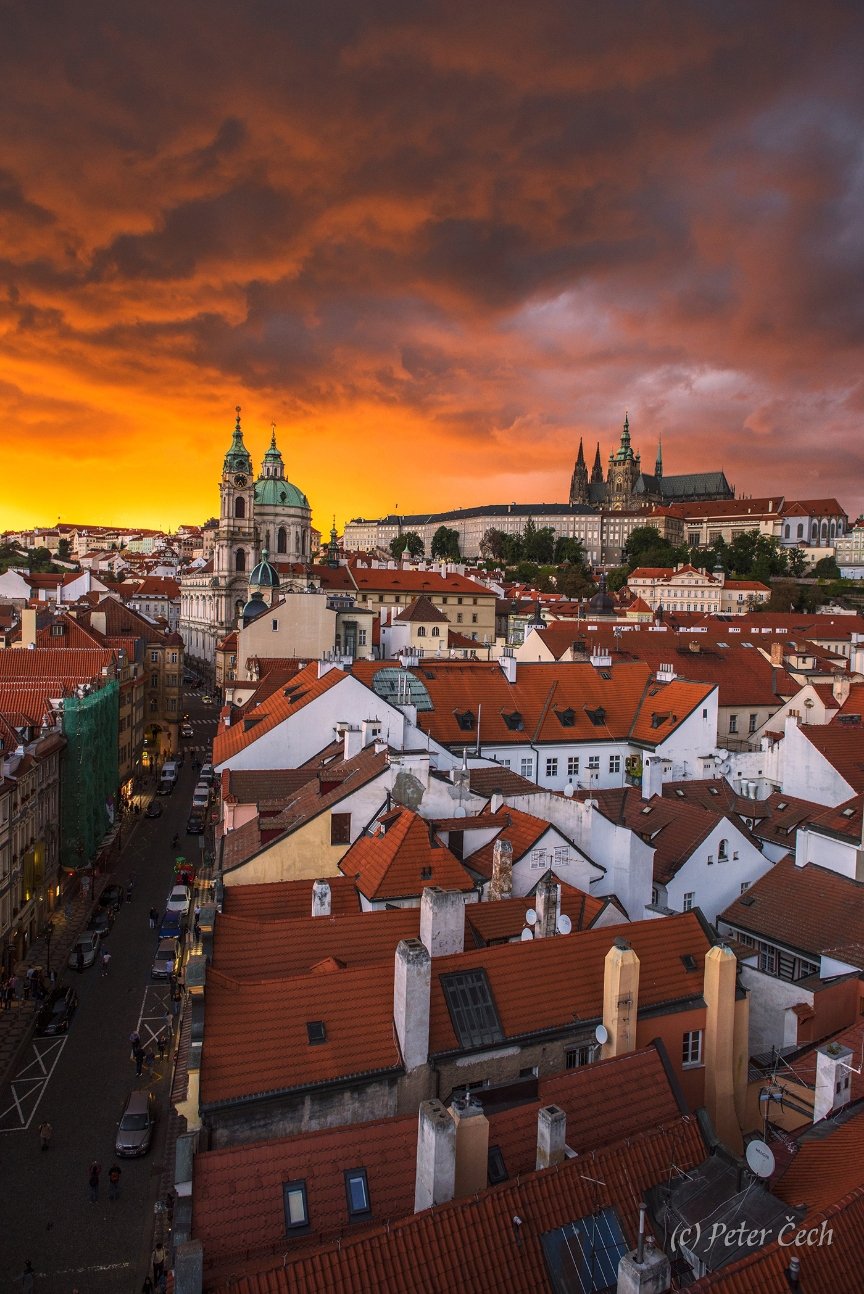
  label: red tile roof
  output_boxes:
[339,807,476,901]
[213,663,350,763]
[392,595,449,623]
[222,876,361,921]
[720,857,864,965]
[798,725,864,796]
[0,646,115,684]
[350,568,492,596]
[209,1114,707,1294]
[194,1044,685,1284]
[466,804,585,881]
[774,1105,864,1214]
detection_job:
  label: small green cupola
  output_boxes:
[248,547,280,591]
[223,406,253,476]
[327,518,340,567]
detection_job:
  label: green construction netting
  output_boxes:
[60,679,120,870]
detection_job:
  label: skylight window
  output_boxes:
[709,787,719,795]
[641,806,653,815]
[441,968,504,1050]
[681,954,698,971]
[344,1168,371,1217]
[283,1180,309,1230]
[487,1146,508,1185]
[540,1207,628,1294]
[674,788,685,798]
[776,801,788,810]
[306,1021,327,1045]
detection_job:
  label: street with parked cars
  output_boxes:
[0,689,216,1292]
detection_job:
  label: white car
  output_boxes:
[165,885,191,917]
[68,930,101,970]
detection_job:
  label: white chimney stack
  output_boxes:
[414,1100,456,1212]
[536,1104,567,1171]
[489,837,513,902]
[641,756,664,801]
[499,649,517,684]
[420,887,465,958]
[311,879,331,918]
[394,939,431,1072]
[813,1042,853,1124]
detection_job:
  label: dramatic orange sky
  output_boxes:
[1,0,863,534]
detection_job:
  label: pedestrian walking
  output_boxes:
[149,907,158,930]
[129,1029,141,1056]
[134,1046,145,1077]
[171,983,181,1017]
[157,1030,167,1062]
[88,1160,101,1202]
[38,1120,52,1151]
[108,1164,122,1201]
[2,979,11,1010]
[100,949,112,977]
[18,1260,35,1293]
[152,1241,166,1284]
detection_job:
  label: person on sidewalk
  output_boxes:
[38,1121,53,1151]
[148,908,158,930]
[100,949,112,977]
[134,1046,145,1077]
[108,1164,122,1201]
[18,1259,35,1292]
[151,1241,166,1284]
[88,1160,101,1202]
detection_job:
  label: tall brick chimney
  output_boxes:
[419,887,465,958]
[450,1093,489,1198]
[601,938,640,1060]
[414,1100,456,1212]
[394,939,431,1072]
[489,837,513,902]
[534,874,560,939]
[536,1104,567,1171]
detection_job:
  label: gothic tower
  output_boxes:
[606,413,640,510]
[569,438,589,505]
[591,443,604,485]
[655,435,663,481]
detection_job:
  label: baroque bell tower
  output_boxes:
[213,407,259,624]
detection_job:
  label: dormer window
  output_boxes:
[455,710,475,731]
[556,708,575,727]
[585,706,606,727]
[502,711,523,731]
[306,1021,327,1045]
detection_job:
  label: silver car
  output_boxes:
[115,1090,156,1157]
[151,937,180,980]
[67,930,100,970]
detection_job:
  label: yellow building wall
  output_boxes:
[222,811,349,886]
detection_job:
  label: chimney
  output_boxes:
[489,791,505,814]
[499,649,517,684]
[414,1100,456,1212]
[813,1042,854,1124]
[641,756,664,801]
[703,945,742,1153]
[20,607,37,648]
[360,718,380,747]
[591,646,613,669]
[90,610,107,638]
[311,879,331,918]
[450,1093,489,1197]
[489,837,513,902]
[616,1231,671,1294]
[342,726,363,760]
[832,676,851,706]
[534,874,560,939]
[394,939,431,1072]
[770,641,784,667]
[536,1104,567,1171]
[601,939,640,1059]
[655,662,676,683]
[419,887,465,958]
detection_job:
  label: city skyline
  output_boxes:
[2,1,863,533]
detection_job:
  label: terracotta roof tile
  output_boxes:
[392,595,449,623]
[339,807,476,901]
[720,856,864,962]
[222,876,361,921]
[223,768,319,806]
[213,663,347,763]
[209,1114,707,1294]
[467,805,566,880]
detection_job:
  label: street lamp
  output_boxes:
[45,920,54,977]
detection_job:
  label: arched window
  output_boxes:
[431,626,441,637]
[811,522,818,541]
[235,548,246,573]
[820,520,829,543]
[234,496,246,518]
[416,625,426,637]
[295,528,301,552]
[277,527,287,554]
[784,524,790,539]
[718,838,728,861]
[830,521,836,538]
[235,599,244,618]
[797,523,804,539]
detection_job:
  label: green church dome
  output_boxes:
[249,549,280,589]
[254,477,309,509]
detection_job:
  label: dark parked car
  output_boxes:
[87,908,113,937]
[145,801,163,819]
[35,982,79,1036]
[115,1090,156,1157]
[99,884,125,913]
[158,910,185,941]
[186,811,205,835]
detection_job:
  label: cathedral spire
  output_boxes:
[261,421,285,479]
[591,442,604,484]
[222,405,253,475]
[576,437,585,467]
[569,437,589,505]
[655,434,663,480]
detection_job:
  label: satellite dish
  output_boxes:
[563,781,575,798]
[453,806,466,818]
[557,913,572,935]
[594,1023,609,1045]
[525,908,537,926]
[745,1139,775,1179]
[520,927,534,942]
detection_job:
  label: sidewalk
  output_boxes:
[0,800,150,1086]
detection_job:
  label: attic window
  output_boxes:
[641,806,653,815]
[502,711,524,731]
[455,710,475,731]
[651,712,670,729]
[423,670,436,680]
[344,1168,371,1218]
[556,708,575,728]
[739,894,756,907]
[283,1180,309,1230]
[776,801,788,811]
[585,706,606,727]
[487,1145,508,1185]
[420,866,433,880]
[599,670,612,680]
[50,623,65,636]
[441,968,504,1050]
[842,807,856,817]
[708,787,719,796]
[306,1021,327,1045]
[681,954,698,972]
[674,788,685,798]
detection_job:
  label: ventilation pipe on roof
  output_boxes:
[616,1227,671,1294]
[536,1104,567,1171]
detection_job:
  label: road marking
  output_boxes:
[0,1036,68,1131]
[136,984,171,1049]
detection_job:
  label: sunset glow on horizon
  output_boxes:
[2,1,863,534]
